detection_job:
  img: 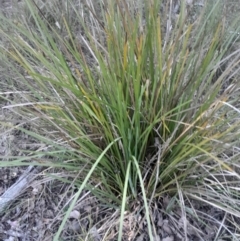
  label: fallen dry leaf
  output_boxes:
[69,210,80,219]
[162,236,174,241]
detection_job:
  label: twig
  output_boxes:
[0,166,39,212]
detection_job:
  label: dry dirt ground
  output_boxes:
[1,0,240,241]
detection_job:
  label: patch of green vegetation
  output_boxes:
[1,0,240,239]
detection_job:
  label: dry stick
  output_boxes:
[0,166,39,212]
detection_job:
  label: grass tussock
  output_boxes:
[1,0,240,239]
